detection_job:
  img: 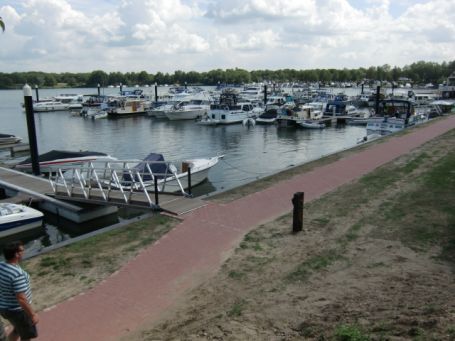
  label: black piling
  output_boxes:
[187,167,192,196]
[23,84,40,175]
[154,83,158,104]
[292,192,304,233]
[35,85,39,102]
[97,83,101,96]
[375,85,381,116]
[264,85,268,105]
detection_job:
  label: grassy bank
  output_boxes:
[133,128,455,340]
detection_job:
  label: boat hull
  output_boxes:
[0,204,44,238]
[0,134,21,145]
[165,108,207,120]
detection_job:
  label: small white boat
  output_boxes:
[164,99,211,120]
[119,153,223,192]
[0,133,22,145]
[298,120,325,129]
[33,101,70,112]
[0,203,44,238]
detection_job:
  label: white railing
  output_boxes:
[49,159,191,208]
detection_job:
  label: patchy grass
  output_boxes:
[334,324,370,341]
[23,214,179,311]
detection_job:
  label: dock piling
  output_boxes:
[23,84,40,175]
[292,192,304,233]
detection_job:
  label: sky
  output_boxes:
[0,0,454,73]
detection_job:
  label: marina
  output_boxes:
[0,84,449,251]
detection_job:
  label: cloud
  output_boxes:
[0,0,453,72]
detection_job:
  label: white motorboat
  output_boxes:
[0,133,21,145]
[164,99,211,120]
[239,85,264,102]
[33,101,70,112]
[118,153,223,192]
[346,109,372,125]
[15,150,117,173]
[0,203,44,238]
[204,91,261,125]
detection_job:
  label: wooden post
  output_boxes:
[97,83,101,96]
[292,192,304,233]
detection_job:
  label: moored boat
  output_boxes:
[0,203,44,238]
[164,98,211,120]
[15,150,117,173]
[0,133,21,145]
[120,153,223,192]
[205,91,260,125]
[366,99,425,135]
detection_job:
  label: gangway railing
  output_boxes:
[48,159,193,209]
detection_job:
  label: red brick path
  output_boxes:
[36,116,455,340]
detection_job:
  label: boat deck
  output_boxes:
[0,167,206,215]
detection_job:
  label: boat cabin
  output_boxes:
[376,99,414,124]
[439,72,455,99]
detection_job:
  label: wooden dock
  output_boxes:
[0,167,206,216]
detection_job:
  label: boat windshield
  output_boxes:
[0,204,23,216]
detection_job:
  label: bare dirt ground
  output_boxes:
[128,130,455,340]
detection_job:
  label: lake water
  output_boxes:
[0,86,367,251]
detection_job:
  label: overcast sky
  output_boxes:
[1,0,454,73]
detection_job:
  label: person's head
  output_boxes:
[3,241,25,261]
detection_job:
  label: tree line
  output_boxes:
[0,60,454,89]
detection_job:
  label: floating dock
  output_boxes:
[0,167,206,220]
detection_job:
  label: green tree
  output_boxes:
[87,70,108,87]
[0,17,5,32]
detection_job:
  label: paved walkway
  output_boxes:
[36,116,455,340]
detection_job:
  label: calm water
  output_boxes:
[0,86,367,251]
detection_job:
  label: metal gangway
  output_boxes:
[48,158,196,211]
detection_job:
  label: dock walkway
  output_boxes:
[29,115,455,340]
[0,167,206,215]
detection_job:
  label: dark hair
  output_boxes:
[3,241,23,261]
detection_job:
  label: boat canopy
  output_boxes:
[123,153,170,182]
[18,150,108,165]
